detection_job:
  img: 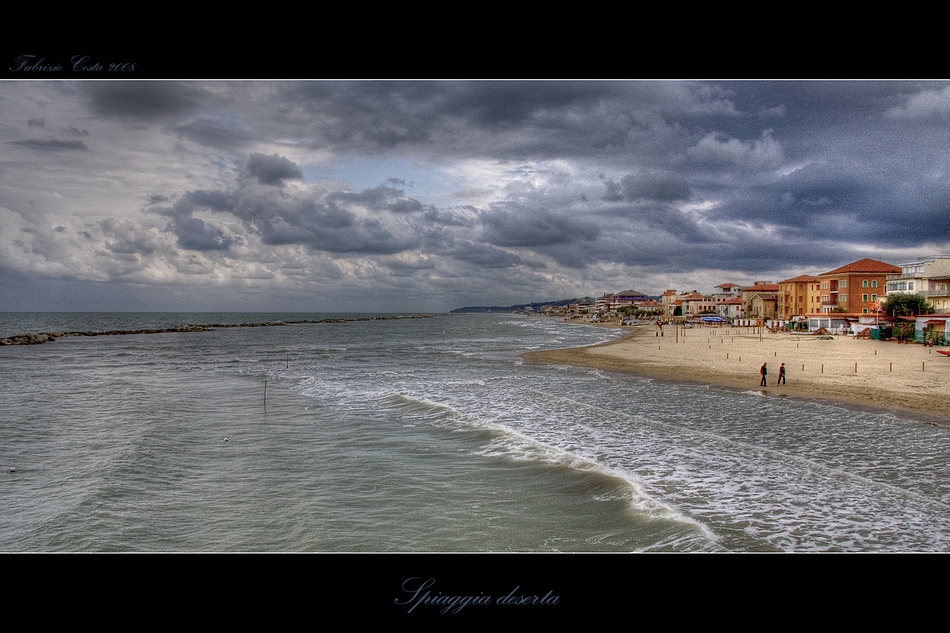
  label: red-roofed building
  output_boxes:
[714,282,743,297]
[819,258,901,314]
[741,282,780,319]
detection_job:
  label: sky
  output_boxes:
[2,80,950,313]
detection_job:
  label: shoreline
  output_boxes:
[523,320,950,427]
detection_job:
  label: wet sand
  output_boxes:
[523,322,950,426]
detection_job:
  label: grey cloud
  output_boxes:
[190,190,238,213]
[601,179,624,202]
[423,207,476,227]
[8,139,87,151]
[387,198,426,214]
[82,82,211,120]
[327,184,403,208]
[480,204,600,247]
[620,171,692,202]
[172,115,257,150]
[449,242,533,269]
[175,217,234,251]
[101,219,157,255]
[246,153,302,186]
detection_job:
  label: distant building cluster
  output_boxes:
[521,257,950,344]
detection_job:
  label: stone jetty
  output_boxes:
[0,314,442,346]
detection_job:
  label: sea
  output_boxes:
[2,311,949,553]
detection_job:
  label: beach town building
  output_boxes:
[913,314,950,344]
[885,256,950,313]
[819,258,901,314]
[717,296,746,320]
[637,299,663,315]
[741,282,779,320]
[660,290,678,319]
[593,290,653,317]
[778,274,821,320]
[713,282,743,298]
[678,290,708,316]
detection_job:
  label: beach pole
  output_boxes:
[264,379,267,408]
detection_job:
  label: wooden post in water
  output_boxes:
[264,378,267,409]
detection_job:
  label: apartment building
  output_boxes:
[818,258,900,314]
[885,255,950,312]
[778,274,821,320]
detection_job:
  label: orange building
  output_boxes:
[818,258,900,314]
[778,274,821,319]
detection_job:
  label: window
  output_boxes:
[871,294,877,302]
[863,294,868,302]
[871,280,877,288]
[840,280,848,288]
[863,308,869,314]
[863,280,869,288]
[840,294,848,303]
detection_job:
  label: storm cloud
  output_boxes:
[2,80,950,312]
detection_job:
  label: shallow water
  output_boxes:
[2,312,948,551]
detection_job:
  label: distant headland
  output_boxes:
[450,298,594,314]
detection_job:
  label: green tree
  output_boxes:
[893,321,916,342]
[881,293,934,317]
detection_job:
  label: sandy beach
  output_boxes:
[523,322,950,425]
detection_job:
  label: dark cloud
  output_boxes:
[8,139,87,151]
[246,153,302,186]
[82,82,211,120]
[620,171,692,202]
[480,204,600,247]
[423,207,475,227]
[449,242,534,269]
[175,217,234,251]
[9,80,950,311]
[172,115,256,150]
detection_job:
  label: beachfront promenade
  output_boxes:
[523,324,950,425]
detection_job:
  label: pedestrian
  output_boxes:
[778,362,786,385]
[760,362,768,386]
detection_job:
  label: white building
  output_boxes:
[885,256,950,312]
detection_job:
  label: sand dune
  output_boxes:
[523,322,950,425]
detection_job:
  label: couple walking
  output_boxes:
[760,362,785,386]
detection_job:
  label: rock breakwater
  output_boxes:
[0,314,442,346]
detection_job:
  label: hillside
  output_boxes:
[450,298,593,314]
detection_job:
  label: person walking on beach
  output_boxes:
[760,362,768,386]
[778,362,786,385]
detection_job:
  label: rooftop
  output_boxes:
[821,258,901,275]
